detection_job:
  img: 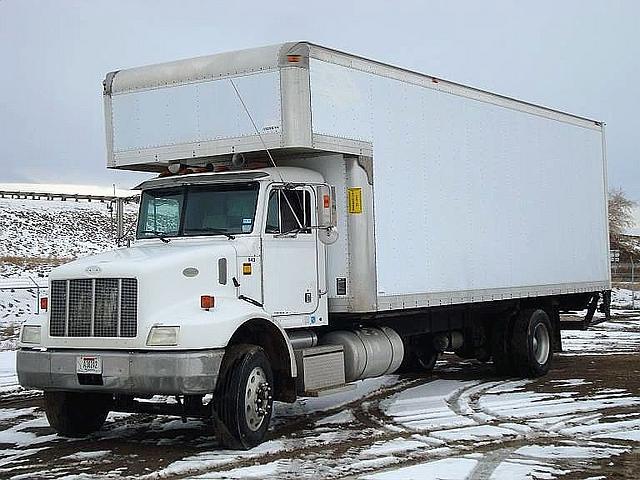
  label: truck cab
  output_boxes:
[17,166,344,448]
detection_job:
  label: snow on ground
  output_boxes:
[612,287,640,309]
[561,318,640,355]
[0,349,18,394]
[1,314,639,479]
[361,457,479,480]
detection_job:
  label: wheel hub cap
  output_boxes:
[533,323,550,364]
[245,366,272,431]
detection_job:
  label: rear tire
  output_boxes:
[214,344,274,450]
[43,391,111,437]
[511,309,553,377]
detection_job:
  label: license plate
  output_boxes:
[76,355,102,374]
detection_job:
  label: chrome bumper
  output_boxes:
[17,348,225,395]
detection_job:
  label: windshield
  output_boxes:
[137,182,260,239]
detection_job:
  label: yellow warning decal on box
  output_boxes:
[347,188,363,214]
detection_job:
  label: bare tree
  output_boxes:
[609,188,637,254]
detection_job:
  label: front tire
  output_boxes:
[43,391,111,437]
[214,345,274,450]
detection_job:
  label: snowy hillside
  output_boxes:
[0,192,137,348]
[0,197,136,276]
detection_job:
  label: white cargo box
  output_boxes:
[104,42,610,312]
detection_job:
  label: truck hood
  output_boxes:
[37,237,270,351]
[50,239,238,280]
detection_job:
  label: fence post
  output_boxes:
[30,276,40,314]
[116,197,124,246]
[632,258,636,309]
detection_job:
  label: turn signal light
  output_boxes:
[40,297,48,311]
[200,295,215,310]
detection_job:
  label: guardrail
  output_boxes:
[0,189,138,204]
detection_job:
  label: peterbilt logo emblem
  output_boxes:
[85,265,101,275]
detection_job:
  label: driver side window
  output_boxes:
[265,189,312,234]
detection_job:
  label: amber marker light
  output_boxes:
[200,295,215,310]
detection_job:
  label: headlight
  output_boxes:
[21,325,41,344]
[146,326,180,346]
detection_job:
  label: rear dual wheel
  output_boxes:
[492,308,553,378]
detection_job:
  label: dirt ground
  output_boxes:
[1,314,639,479]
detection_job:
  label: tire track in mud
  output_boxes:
[342,362,640,480]
[0,377,429,480]
[167,378,523,479]
[154,377,432,479]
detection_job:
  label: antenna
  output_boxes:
[229,78,303,229]
[228,79,283,181]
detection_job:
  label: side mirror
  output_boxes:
[315,185,337,229]
[315,185,338,245]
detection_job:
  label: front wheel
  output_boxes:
[214,345,274,449]
[43,391,111,437]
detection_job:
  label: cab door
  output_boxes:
[262,185,319,317]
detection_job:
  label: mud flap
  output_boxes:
[583,292,600,330]
[598,290,611,322]
[550,306,563,353]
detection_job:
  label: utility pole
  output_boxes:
[116,197,124,246]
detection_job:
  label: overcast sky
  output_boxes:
[1,0,638,199]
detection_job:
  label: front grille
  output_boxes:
[50,278,138,337]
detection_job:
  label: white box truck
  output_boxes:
[17,42,611,449]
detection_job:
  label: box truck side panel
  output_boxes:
[308,59,609,307]
[109,70,282,168]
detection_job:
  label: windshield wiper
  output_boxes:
[185,228,236,240]
[139,230,171,243]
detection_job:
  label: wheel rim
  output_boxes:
[244,366,271,432]
[532,322,550,365]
